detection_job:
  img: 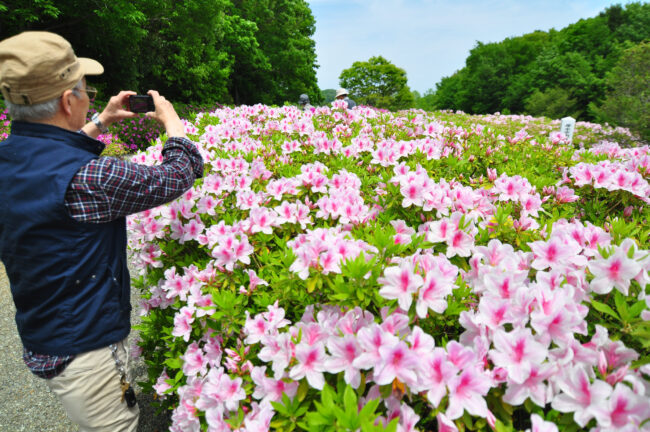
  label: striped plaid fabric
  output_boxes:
[22,350,76,379]
[65,137,204,222]
[23,135,203,378]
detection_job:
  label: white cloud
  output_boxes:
[308,0,636,92]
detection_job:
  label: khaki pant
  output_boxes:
[45,340,139,432]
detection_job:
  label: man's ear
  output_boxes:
[60,89,74,117]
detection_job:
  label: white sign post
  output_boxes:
[560,116,576,143]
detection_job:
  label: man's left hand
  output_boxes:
[83,91,138,138]
[98,91,138,127]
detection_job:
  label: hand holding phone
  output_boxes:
[127,95,155,113]
[145,90,186,138]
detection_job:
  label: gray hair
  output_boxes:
[5,79,84,122]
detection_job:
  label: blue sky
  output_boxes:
[307,0,640,93]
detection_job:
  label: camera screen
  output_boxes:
[129,96,154,113]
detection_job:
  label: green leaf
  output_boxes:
[591,300,621,321]
[271,400,289,416]
[164,357,182,369]
[296,379,309,402]
[321,384,335,410]
[629,300,647,319]
[614,290,630,322]
[495,419,515,432]
[343,386,358,416]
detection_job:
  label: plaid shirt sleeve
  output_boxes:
[65,137,204,223]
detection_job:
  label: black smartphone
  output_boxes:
[128,95,155,113]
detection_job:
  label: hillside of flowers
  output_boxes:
[126,101,650,432]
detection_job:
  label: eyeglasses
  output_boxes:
[80,86,98,100]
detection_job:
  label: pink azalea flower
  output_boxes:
[437,412,459,432]
[258,333,293,377]
[419,347,455,406]
[555,186,579,203]
[530,286,586,345]
[262,301,290,331]
[240,401,275,432]
[446,365,492,420]
[477,295,514,330]
[243,311,270,345]
[396,403,420,432]
[325,334,362,388]
[153,370,172,397]
[474,239,518,269]
[445,228,474,258]
[181,342,208,377]
[373,340,419,387]
[248,207,278,234]
[353,324,399,370]
[503,363,555,406]
[527,414,558,432]
[172,306,195,342]
[529,237,584,271]
[488,328,548,384]
[377,262,424,311]
[401,180,425,207]
[593,382,650,429]
[251,367,298,404]
[588,247,642,296]
[407,326,435,359]
[289,342,327,389]
[415,272,454,318]
[551,366,613,427]
[446,341,476,370]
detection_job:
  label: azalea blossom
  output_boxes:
[588,246,642,295]
[377,262,424,311]
[551,366,613,427]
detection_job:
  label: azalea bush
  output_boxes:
[126,101,650,432]
[1,108,9,141]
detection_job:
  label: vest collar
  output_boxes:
[10,121,105,156]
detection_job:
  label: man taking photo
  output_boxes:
[0,31,204,431]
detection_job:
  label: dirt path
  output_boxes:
[0,263,168,431]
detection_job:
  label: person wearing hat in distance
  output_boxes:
[298,93,313,111]
[0,31,203,431]
[335,88,356,109]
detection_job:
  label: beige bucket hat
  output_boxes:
[0,31,103,105]
[336,88,349,98]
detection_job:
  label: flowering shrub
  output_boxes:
[125,105,650,432]
[97,132,131,158]
[0,108,9,141]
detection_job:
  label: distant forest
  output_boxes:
[425,2,650,123]
[0,0,321,106]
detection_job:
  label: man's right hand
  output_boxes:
[145,90,186,138]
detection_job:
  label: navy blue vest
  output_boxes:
[0,121,131,356]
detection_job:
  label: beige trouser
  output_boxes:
[45,339,139,432]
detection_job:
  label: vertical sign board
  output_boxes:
[561,117,576,143]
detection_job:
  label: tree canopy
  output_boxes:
[591,41,650,142]
[0,0,320,105]
[339,56,414,111]
[430,2,650,122]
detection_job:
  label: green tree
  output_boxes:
[1,0,148,96]
[321,88,336,105]
[232,0,320,105]
[430,2,650,119]
[524,87,579,119]
[0,0,321,105]
[339,56,414,111]
[591,42,650,142]
[414,88,437,112]
[137,0,233,103]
